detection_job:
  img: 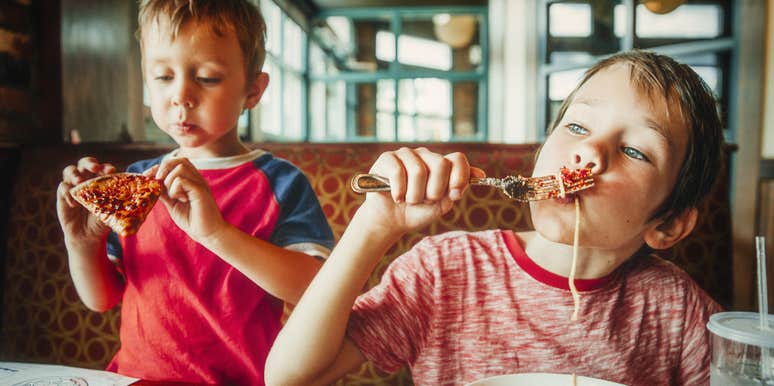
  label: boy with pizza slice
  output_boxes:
[55,1,333,384]
[266,50,725,385]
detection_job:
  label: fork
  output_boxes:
[350,168,594,202]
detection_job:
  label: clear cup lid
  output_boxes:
[707,311,774,348]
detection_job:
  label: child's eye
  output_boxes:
[566,123,589,135]
[154,75,172,81]
[197,77,221,84]
[622,146,650,162]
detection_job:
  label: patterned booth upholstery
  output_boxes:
[0,142,732,385]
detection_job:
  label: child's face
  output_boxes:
[530,63,689,257]
[141,19,265,154]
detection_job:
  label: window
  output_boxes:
[249,0,307,141]
[308,7,488,142]
[538,0,734,141]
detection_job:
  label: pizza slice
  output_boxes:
[70,172,163,236]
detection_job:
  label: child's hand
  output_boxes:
[361,147,485,235]
[57,157,116,242]
[148,157,226,242]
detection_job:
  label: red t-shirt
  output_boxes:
[105,150,333,385]
[348,229,722,386]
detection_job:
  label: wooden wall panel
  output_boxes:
[731,0,766,311]
[33,0,63,137]
[0,2,30,32]
[61,0,140,142]
[0,144,20,334]
[0,0,62,144]
[761,162,774,310]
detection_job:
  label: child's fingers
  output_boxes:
[471,166,486,179]
[370,151,407,203]
[415,147,452,202]
[166,174,189,203]
[370,147,467,204]
[158,193,176,209]
[164,163,193,202]
[62,165,83,185]
[393,147,428,205]
[76,157,114,175]
[154,157,183,180]
[161,160,207,203]
[143,165,159,178]
[76,157,100,173]
[155,157,198,182]
[63,164,93,186]
[102,163,117,175]
[444,152,473,201]
[154,158,179,180]
[56,181,78,208]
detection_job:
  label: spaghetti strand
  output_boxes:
[569,196,581,321]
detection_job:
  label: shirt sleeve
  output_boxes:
[346,239,438,372]
[106,231,122,258]
[262,158,335,256]
[678,281,724,385]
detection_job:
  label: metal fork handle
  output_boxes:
[350,174,511,193]
[351,174,391,193]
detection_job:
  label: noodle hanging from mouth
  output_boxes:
[569,196,581,321]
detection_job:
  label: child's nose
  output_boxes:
[572,146,606,175]
[172,96,195,109]
[171,81,196,109]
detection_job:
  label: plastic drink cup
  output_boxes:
[707,312,774,385]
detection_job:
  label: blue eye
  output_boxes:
[622,146,649,161]
[567,123,589,135]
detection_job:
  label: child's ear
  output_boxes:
[643,207,698,250]
[244,72,270,109]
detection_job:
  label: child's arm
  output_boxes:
[56,157,126,311]
[149,157,324,304]
[265,147,483,385]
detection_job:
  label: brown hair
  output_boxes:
[137,0,267,82]
[548,50,724,223]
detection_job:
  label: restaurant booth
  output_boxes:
[0,142,734,384]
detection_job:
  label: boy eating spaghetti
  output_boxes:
[266,50,724,385]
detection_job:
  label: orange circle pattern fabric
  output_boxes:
[0,143,732,385]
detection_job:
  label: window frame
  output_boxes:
[251,0,309,142]
[308,6,489,143]
[536,0,737,143]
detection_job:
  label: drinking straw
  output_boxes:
[758,236,769,331]
[757,235,771,381]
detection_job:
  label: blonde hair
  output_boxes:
[137,0,266,82]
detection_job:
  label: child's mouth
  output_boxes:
[171,123,197,134]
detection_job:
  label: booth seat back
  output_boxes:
[0,143,732,385]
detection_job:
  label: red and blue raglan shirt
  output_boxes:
[104,149,334,385]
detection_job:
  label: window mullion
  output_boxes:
[278,13,286,139]
[623,0,636,50]
[448,81,454,140]
[302,22,309,141]
[391,11,400,140]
